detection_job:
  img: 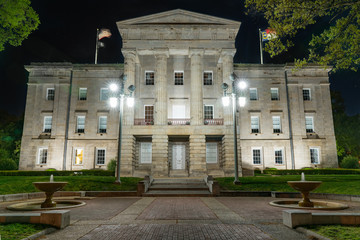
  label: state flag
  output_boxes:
[261,29,277,42]
[98,29,112,40]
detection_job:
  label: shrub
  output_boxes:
[261,168,360,175]
[0,170,114,176]
[107,159,117,171]
[0,159,18,170]
[340,156,360,169]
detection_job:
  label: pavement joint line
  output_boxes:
[200,197,245,222]
[109,197,155,222]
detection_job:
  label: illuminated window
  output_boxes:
[252,148,262,164]
[98,116,107,133]
[251,116,260,133]
[38,148,48,164]
[204,105,214,119]
[310,147,320,164]
[47,88,55,100]
[174,71,184,85]
[43,116,52,133]
[271,88,279,100]
[275,148,283,164]
[303,88,311,101]
[96,148,106,165]
[100,88,109,101]
[305,116,314,133]
[249,88,258,101]
[206,143,218,163]
[272,116,281,133]
[140,142,152,164]
[74,148,83,165]
[79,88,87,100]
[76,116,85,133]
[145,71,154,85]
[203,71,213,85]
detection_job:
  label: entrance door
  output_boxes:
[172,144,185,170]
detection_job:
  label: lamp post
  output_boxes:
[109,74,135,184]
[221,73,247,185]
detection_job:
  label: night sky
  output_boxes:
[0,0,359,116]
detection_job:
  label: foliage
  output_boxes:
[0,170,115,176]
[0,158,18,170]
[107,158,117,171]
[216,175,360,195]
[0,0,40,51]
[305,225,360,240]
[0,176,142,194]
[0,223,49,240]
[340,155,360,169]
[245,0,360,72]
[255,168,360,175]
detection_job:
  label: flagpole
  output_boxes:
[95,29,99,64]
[259,28,263,64]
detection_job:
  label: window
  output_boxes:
[305,116,314,133]
[203,71,213,85]
[100,88,109,101]
[249,88,258,101]
[96,149,106,165]
[251,116,260,133]
[275,148,283,164]
[303,88,311,101]
[174,71,184,85]
[79,88,87,100]
[38,148,48,164]
[144,105,154,123]
[98,116,107,133]
[310,148,320,164]
[76,116,85,133]
[206,143,218,163]
[252,148,262,165]
[47,88,55,100]
[140,142,152,164]
[204,105,214,119]
[272,116,281,133]
[43,116,52,133]
[271,88,279,100]
[74,148,83,165]
[145,71,154,85]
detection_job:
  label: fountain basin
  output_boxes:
[270,200,348,210]
[33,182,68,208]
[287,181,322,192]
[7,200,86,211]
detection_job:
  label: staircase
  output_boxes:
[142,178,212,197]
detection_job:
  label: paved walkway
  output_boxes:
[2,196,360,239]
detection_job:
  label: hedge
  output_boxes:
[0,170,115,176]
[255,168,360,175]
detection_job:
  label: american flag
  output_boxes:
[98,29,112,40]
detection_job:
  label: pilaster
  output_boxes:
[189,49,204,125]
[120,134,136,176]
[151,134,169,176]
[122,49,137,125]
[189,135,206,176]
[221,49,236,125]
[154,50,169,125]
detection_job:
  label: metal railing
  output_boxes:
[134,119,154,125]
[204,118,224,125]
[168,119,191,125]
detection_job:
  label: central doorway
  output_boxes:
[172,144,185,170]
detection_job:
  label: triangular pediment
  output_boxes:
[117,9,240,26]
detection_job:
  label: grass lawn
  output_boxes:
[216,175,360,195]
[304,225,360,240]
[0,176,142,195]
[0,223,49,240]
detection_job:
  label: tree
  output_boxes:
[245,0,360,72]
[0,0,40,51]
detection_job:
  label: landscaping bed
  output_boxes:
[0,223,49,240]
[304,225,360,240]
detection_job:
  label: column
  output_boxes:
[189,49,204,125]
[154,51,168,125]
[120,134,136,176]
[151,134,169,176]
[221,49,236,125]
[122,49,136,125]
[189,135,207,176]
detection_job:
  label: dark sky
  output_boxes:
[0,0,359,116]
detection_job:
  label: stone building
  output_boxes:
[19,9,338,176]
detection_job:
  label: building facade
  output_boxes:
[19,10,338,177]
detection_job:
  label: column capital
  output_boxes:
[154,48,169,58]
[122,49,137,57]
[189,48,204,58]
[220,49,236,57]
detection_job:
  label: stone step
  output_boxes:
[143,190,212,197]
[152,178,205,184]
[149,184,208,191]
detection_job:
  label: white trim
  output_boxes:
[37,147,48,165]
[270,87,279,100]
[251,147,262,165]
[43,116,52,133]
[251,116,260,133]
[249,88,258,101]
[206,142,218,163]
[76,116,86,133]
[73,147,84,165]
[305,116,314,133]
[140,142,152,164]
[204,105,214,119]
[274,147,285,165]
[310,147,320,164]
[272,116,281,133]
[303,88,311,101]
[95,148,106,165]
[98,116,107,133]
[79,88,87,100]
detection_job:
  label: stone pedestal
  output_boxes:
[189,135,206,176]
[189,50,204,125]
[120,135,136,176]
[154,52,168,125]
[222,134,241,177]
[151,135,168,176]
